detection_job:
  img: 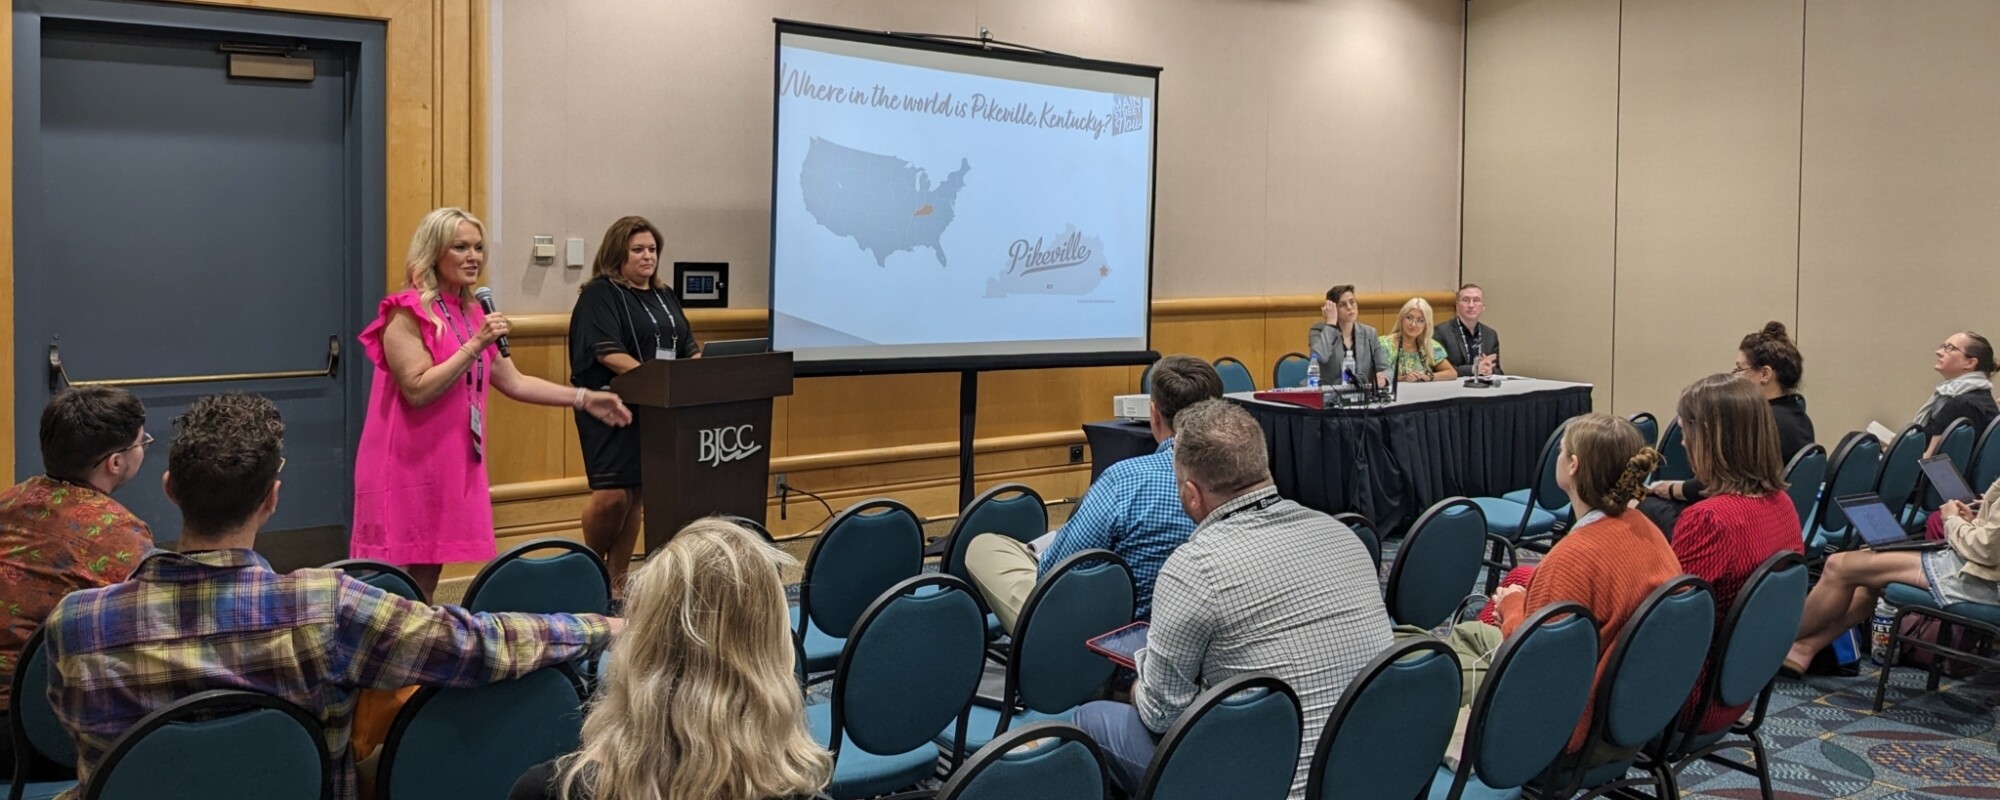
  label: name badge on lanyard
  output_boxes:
[656,347,677,361]
[469,404,484,458]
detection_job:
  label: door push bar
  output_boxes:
[49,335,340,391]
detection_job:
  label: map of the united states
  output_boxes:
[800,137,970,267]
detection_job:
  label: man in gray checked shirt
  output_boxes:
[1074,399,1395,800]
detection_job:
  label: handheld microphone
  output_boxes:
[472,287,510,358]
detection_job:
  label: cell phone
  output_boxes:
[1085,621,1149,669]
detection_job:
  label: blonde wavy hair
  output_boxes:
[554,518,831,800]
[404,207,484,335]
[1392,297,1438,358]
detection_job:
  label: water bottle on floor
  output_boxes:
[1870,600,1895,665]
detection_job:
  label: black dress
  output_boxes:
[568,278,698,490]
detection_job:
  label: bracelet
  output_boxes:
[574,387,588,410]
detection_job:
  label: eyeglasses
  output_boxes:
[277,457,287,475]
[1731,365,1751,374]
[92,432,153,468]
[1940,341,1964,354]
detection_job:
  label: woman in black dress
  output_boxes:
[568,216,699,596]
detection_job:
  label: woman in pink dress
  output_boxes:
[353,207,632,597]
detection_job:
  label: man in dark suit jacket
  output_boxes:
[1434,283,1501,377]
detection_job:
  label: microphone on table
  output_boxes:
[472,287,511,358]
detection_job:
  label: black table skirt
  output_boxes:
[1237,385,1593,533]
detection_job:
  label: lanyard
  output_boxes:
[620,283,678,355]
[435,299,485,398]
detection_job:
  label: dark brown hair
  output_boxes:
[1561,413,1660,516]
[168,393,285,535]
[40,386,146,482]
[1325,285,1356,303]
[1961,331,1997,376]
[1739,321,1804,391]
[588,216,668,291]
[1150,355,1226,431]
[1678,373,1787,497]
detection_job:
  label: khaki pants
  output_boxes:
[1393,621,1505,767]
[963,533,1040,633]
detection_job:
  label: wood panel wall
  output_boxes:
[0,0,488,484]
[469,291,1452,575]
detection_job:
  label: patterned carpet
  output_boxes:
[1673,665,2000,799]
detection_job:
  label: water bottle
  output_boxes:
[1304,360,1321,389]
[1870,600,1895,664]
[1340,352,1357,388]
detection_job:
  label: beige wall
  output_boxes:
[489,0,1465,313]
[1466,0,2000,440]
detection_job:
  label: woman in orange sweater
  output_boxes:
[1491,413,1683,753]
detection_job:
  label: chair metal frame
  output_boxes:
[1383,497,1488,630]
[933,722,1109,800]
[460,537,611,614]
[8,627,76,800]
[826,575,991,783]
[84,689,330,800]
[1779,444,1828,543]
[1873,588,2000,713]
[1434,602,1597,800]
[1329,511,1382,572]
[1303,638,1461,800]
[321,558,426,602]
[1626,411,1660,448]
[374,662,587,800]
[1133,672,1302,800]
[980,550,1134,744]
[1648,552,1808,800]
[1526,577,1716,800]
[1479,425,1566,593]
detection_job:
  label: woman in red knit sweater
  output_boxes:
[1670,374,1805,733]
[1491,413,1681,753]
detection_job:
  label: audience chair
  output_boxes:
[1525,578,1716,799]
[935,723,1109,800]
[1473,425,1569,590]
[1873,582,2000,713]
[461,538,611,616]
[1654,419,1693,482]
[936,484,1048,585]
[1780,445,1827,543]
[1970,416,2000,496]
[1135,673,1303,800]
[1273,352,1310,389]
[1428,604,1599,800]
[1915,418,1978,518]
[322,558,426,602]
[85,690,328,800]
[1212,356,1256,393]
[1305,639,1462,800]
[1383,498,1488,630]
[6,629,76,800]
[1651,553,1809,800]
[1807,432,1884,553]
[1330,512,1383,573]
[938,551,1134,752]
[1627,412,1660,449]
[808,575,989,799]
[720,513,780,543]
[375,664,587,800]
[793,498,926,676]
[1874,424,1929,523]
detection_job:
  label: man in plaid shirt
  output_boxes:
[41,393,620,800]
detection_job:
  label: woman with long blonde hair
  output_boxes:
[509,517,832,800]
[351,207,634,597]
[1379,297,1456,382]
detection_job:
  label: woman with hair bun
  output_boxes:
[1650,321,1814,506]
[1488,413,1682,754]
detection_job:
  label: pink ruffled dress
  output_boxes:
[350,289,498,565]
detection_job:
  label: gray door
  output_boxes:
[14,12,381,565]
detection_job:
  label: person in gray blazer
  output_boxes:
[1306,285,1389,387]
[1433,283,1501,377]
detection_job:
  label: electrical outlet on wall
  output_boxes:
[1068,445,1085,464]
[774,472,789,491]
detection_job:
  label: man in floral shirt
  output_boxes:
[0,386,153,775]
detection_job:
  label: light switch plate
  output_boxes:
[532,235,556,264]
[565,238,587,269]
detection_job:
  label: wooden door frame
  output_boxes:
[0,0,487,483]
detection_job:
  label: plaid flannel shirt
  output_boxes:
[42,548,612,800]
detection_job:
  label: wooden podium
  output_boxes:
[611,351,794,553]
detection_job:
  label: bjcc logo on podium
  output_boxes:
[699,424,762,468]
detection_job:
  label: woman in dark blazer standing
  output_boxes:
[569,216,699,598]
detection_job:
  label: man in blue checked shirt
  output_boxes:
[964,355,1224,632]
